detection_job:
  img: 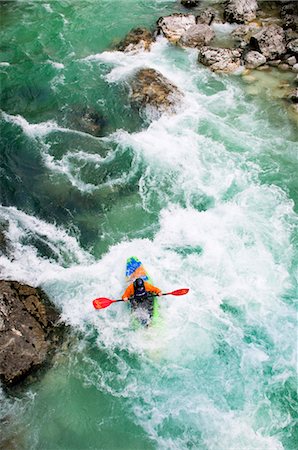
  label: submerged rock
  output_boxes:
[117,27,154,53]
[288,87,298,103]
[178,23,215,48]
[157,13,196,43]
[66,106,106,136]
[181,0,200,8]
[198,46,242,72]
[130,68,183,117]
[224,0,258,24]
[250,25,286,60]
[0,280,65,387]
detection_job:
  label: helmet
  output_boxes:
[134,278,145,289]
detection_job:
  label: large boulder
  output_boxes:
[0,280,65,386]
[157,14,196,43]
[231,24,260,48]
[178,23,215,48]
[117,27,154,53]
[130,68,183,116]
[224,0,258,24]
[198,46,242,72]
[244,50,266,68]
[250,25,286,60]
[280,2,298,31]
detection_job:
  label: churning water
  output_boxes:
[0,1,297,449]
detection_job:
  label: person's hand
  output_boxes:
[158,292,162,296]
[123,297,129,302]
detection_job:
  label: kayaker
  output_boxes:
[122,277,162,303]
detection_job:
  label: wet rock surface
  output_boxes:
[224,0,258,24]
[249,25,286,60]
[181,0,200,8]
[198,46,242,72]
[130,68,183,116]
[117,27,155,53]
[244,50,266,68]
[0,280,66,387]
[157,13,196,43]
[178,23,215,48]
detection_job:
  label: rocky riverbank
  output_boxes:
[0,280,66,387]
[115,0,297,115]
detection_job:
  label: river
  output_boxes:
[0,1,297,449]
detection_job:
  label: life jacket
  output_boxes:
[133,279,148,302]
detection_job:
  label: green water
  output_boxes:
[0,1,297,449]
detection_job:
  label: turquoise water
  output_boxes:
[0,1,297,449]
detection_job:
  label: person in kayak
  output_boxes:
[122,277,162,303]
[122,277,162,325]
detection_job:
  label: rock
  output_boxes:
[278,63,290,71]
[224,0,258,24]
[268,59,281,67]
[198,46,242,72]
[157,14,196,43]
[181,0,200,8]
[66,106,106,136]
[250,25,286,60]
[0,280,65,386]
[244,50,266,68]
[293,63,298,73]
[130,68,183,117]
[287,39,298,57]
[178,24,215,48]
[196,7,220,25]
[287,56,297,66]
[231,24,260,48]
[0,220,11,257]
[117,27,154,52]
[280,2,298,31]
[288,88,298,103]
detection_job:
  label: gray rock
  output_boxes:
[157,14,196,43]
[292,63,298,73]
[288,88,298,103]
[0,281,65,386]
[196,7,220,25]
[117,28,154,53]
[232,24,260,48]
[244,51,266,69]
[224,0,258,24]
[178,24,215,48]
[278,63,290,71]
[130,68,183,117]
[287,39,298,57]
[198,46,242,72]
[280,2,298,31]
[250,25,286,60]
[287,56,297,66]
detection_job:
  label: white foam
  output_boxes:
[47,60,64,69]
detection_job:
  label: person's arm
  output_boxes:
[144,282,162,296]
[122,283,134,301]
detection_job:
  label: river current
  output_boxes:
[0,1,297,449]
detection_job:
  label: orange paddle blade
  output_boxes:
[93,298,116,309]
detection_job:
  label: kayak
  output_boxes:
[125,256,159,327]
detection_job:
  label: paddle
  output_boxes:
[92,288,189,310]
